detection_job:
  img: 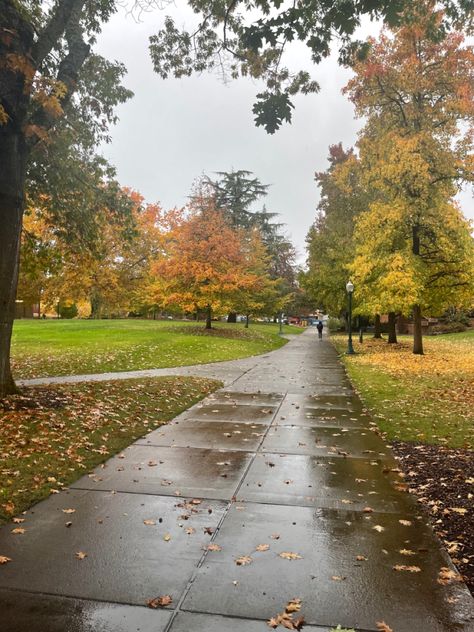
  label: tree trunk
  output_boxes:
[90,291,102,319]
[245,314,249,328]
[205,305,212,330]
[373,314,382,338]
[387,312,397,344]
[413,305,424,355]
[0,131,28,396]
[227,312,237,323]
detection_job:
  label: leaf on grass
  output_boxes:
[279,552,302,561]
[147,594,173,608]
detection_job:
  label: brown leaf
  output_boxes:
[206,543,222,552]
[437,567,463,585]
[235,555,253,566]
[279,552,302,561]
[75,551,87,560]
[331,575,346,581]
[376,622,394,632]
[0,556,12,564]
[256,544,270,552]
[147,594,173,608]
[62,508,76,514]
[143,519,156,526]
[12,518,25,524]
[356,555,368,561]
[393,565,421,572]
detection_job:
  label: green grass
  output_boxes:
[332,331,474,448]
[0,376,221,523]
[11,319,301,380]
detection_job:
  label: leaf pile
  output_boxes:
[0,376,219,523]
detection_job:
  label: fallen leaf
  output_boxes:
[393,565,421,572]
[12,518,25,524]
[206,543,222,552]
[235,555,253,566]
[356,555,368,561]
[0,556,12,564]
[163,534,171,542]
[437,567,463,585]
[11,528,25,535]
[143,519,156,526]
[376,622,394,632]
[75,551,87,560]
[256,544,270,552]
[62,509,76,514]
[399,549,416,556]
[147,594,173,608]
[398,519,412,526]
[279,552,302,561]
[373,525,385,533]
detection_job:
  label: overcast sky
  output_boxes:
[95,6,473,264]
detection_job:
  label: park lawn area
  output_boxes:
[11,319,301,380]
[0,376,220,524]
[332,330,474,449]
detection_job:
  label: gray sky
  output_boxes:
[96,7,473,264]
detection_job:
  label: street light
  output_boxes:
[346,280,355,355]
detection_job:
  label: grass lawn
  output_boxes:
[0,376,220,523]
[11,319,301,380]
[332,330,474,449]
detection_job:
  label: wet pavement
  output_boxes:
[2,329,473,631]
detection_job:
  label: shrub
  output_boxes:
[58,300,78,319]
[430,322,467,335]
[328,317,345,332]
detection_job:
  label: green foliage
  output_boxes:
[327,317,345,332]
[58,301,78,319]
[148,0,471,133]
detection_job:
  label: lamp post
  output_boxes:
[346,280,355,355]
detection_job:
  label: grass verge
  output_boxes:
[11,319,301,380]
[332,331,474,448]
[0,376,220,524]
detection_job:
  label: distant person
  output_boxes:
[317,320,324,340]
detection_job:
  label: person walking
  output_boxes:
[317,320,324,340]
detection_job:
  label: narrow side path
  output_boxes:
[0,329,473,632]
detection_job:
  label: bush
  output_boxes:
[58,301,78,319]
[327,317,345,332]
[430,322,467,335]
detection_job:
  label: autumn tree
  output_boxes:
[344,5,474,354]
[149,198,262,329]
[302,144,370,319]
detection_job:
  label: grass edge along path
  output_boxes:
[11,320,301,380]
[0,376,221,524]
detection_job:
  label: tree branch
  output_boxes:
[33,0,86,68]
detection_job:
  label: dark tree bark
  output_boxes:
[245,314,249,328]
[205,305,212,330]
[0,2,34,396]
[227,312,237,323]
[0,0,90,396]
[387,311,397,344]
[373,314,382,338]
[412,225,423,355]
[413,305,424,355]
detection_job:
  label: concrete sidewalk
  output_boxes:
[1,329,473,631]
